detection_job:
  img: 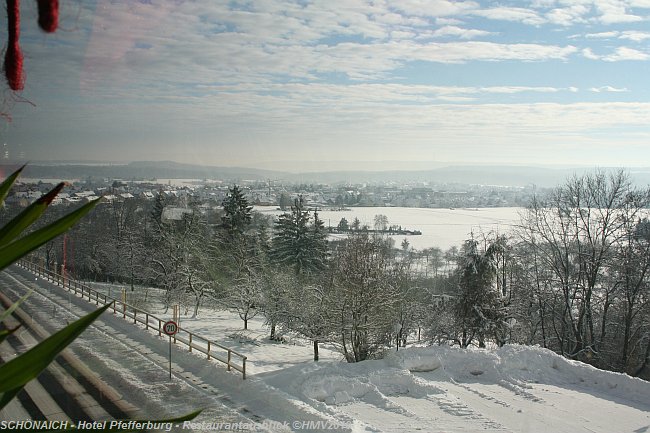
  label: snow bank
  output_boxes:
[265,344,650,409]
[388,344,650,406]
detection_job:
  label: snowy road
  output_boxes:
[0,266,311,431]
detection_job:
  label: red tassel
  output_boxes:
[37,0,58,33]
[4,0,24,91]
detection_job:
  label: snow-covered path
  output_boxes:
[1,266,335,431]
[3,264,650,433]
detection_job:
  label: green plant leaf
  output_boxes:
[0,165,25,207]
[0,289,30,345]
[0,303,110,409]
[0,182,65,246]
[0,326,19,345]
[0,288,32,322]
[0,198,101,271]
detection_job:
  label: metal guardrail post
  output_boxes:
[227,350,231,371]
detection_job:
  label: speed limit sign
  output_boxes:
[163,320,178,336]
[163,320,178,379]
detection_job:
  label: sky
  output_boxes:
[1,0,650,171]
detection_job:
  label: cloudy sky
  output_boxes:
[2,0,650,171]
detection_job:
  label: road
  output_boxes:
[0,265,263,430]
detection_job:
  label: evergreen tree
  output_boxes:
[454,237,507,348]
[221,185,252,238]
[337,217,349,231]
[151,190,166,229]
[278,192,292,211]
[271,196,328,275]
[309,211,329,271]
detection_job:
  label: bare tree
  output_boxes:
[518,170,650,366]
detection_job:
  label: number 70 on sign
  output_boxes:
[163,320,178,336]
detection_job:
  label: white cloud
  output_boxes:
[602,46,650,61]
[582,48,602,59]
[585,31,620,38]
[620,31,650,42]
[593,0,644,23]
[409,41,577,64]
[531,0,559,7]
[430,25,494,39]
[589,85,629,92]
[533,0,649,25]
[479,86,563,94]
[545,5,590,25]
[390,30,417,40]
[435,17,464,26]
[393,0,480,17]
[579,30,650,43]
[470,7,547,25]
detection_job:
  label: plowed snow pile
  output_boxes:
[261,345,650,433]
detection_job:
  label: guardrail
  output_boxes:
[17,259,247,379]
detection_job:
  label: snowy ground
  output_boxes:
[262,346,650,432]
[6,267,650,432]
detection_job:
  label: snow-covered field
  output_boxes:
[8,269,650,433]
[254,206,521,251]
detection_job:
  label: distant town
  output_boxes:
[7,175,540,210]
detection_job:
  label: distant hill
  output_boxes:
[284,165,650,187]
[3,161,285,182]
[4,161,650,188]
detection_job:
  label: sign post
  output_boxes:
[163,320,178,379]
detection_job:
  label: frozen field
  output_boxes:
[254,206,522,251]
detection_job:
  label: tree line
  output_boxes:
[8,171,649,377]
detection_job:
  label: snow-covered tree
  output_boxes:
[227,271,261,330]
[328,233,398,362]
[271,196,328,275]
[258,268,292,341]
[283,280,332,361]
[453,236,507,348]
[374,214,388,231]
[220,185,252,238]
